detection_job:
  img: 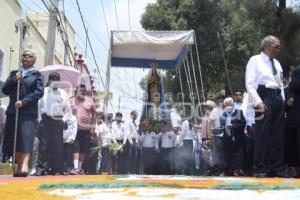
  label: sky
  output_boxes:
[19,0,157,121]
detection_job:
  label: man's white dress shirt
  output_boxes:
[179,120,193,142]
[245,52,284,107]
[125,120,138,145]
[139,131,158,149]
[39,87,71,119]
[112,121,126,142]
[158,130,176,148]
[98,122,116,147]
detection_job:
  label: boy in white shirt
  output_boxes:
[62,114,77,174]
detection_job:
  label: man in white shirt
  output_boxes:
[139,124,159,174]
[209,96,224,134]
[98,113,116,174]
[179,118,194,175]
[111,112,126,173]
[34,72,72,176]
[234,91,255,176]
[125,110,139,174]
[245,35,287,178]
[157,123,176,174]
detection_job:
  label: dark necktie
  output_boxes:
[270,58,277,75]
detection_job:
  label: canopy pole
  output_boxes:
[103,34,112,113]
[185,57,198,123]
[185,58,196,105]
[183,59,196,118]
[194,34,206,102]
[189,49,203,118]
[176,65,185,111]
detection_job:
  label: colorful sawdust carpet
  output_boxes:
[1,175,300,199]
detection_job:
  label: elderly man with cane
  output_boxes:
[1,49,44,177]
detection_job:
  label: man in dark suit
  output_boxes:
[288,67,300,177]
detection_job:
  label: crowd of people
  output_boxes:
[1,35,300,178]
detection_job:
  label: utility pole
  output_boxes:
[63,15,69,66]
[103,47,111,113]
[118,95,121,112]
[44,0,60,66]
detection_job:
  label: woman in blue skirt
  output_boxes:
[2,49,44,177]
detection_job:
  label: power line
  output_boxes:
[22,0,132,104]
[28,0,47,11]
[42,0,76,67]
[127,0,132,30]
[74,0,105,87]
[113,0,138,99]
[74,0,115,111]
[68,0,108,49]
[100,0,110,38]
[113,0,120,30]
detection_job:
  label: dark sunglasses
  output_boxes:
[22,54,34,58]
[235,93,242,96]
[270,44,281,50]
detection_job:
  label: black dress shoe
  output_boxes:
[253,172,267,178]
[274,170,290,178]
[33,170,45,176]
[13,171,28,177]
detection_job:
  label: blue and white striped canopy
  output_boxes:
[110,30,194,69]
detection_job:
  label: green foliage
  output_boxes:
[140,0,300,108]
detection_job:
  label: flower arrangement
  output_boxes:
[146,115,169,134]
[106,143,124,155]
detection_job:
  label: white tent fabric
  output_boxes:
[110,30,194,69]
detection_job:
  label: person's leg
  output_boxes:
[29,137,39,174]
[50,120,64,174]
[15,152,22,172]
[269,98,285,174]
[122,141,130,173]
[253,101,272,176]
[35,120,49,175]
[71,131,81,173]
[78,131,90,173]
[130,139,137,173]
[20,152,30,172]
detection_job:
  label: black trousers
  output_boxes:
[114,139,128,174]
[129,138,139,174]
[63,143,73,172]
[254,86,285,173]
[159,147,173,174]
[99,147,112,173]
[244,126,254,176]
[36,115,64,174]
[142,147,156,174]
[182,140,193,175]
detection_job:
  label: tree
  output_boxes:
[140,0,300,110]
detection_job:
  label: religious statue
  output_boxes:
[148,63,161,108]
[140,63,171,129]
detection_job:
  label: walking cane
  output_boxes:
[12,69,21,175]
[12,19,27,175]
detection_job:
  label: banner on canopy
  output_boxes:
[110,30,195,69]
